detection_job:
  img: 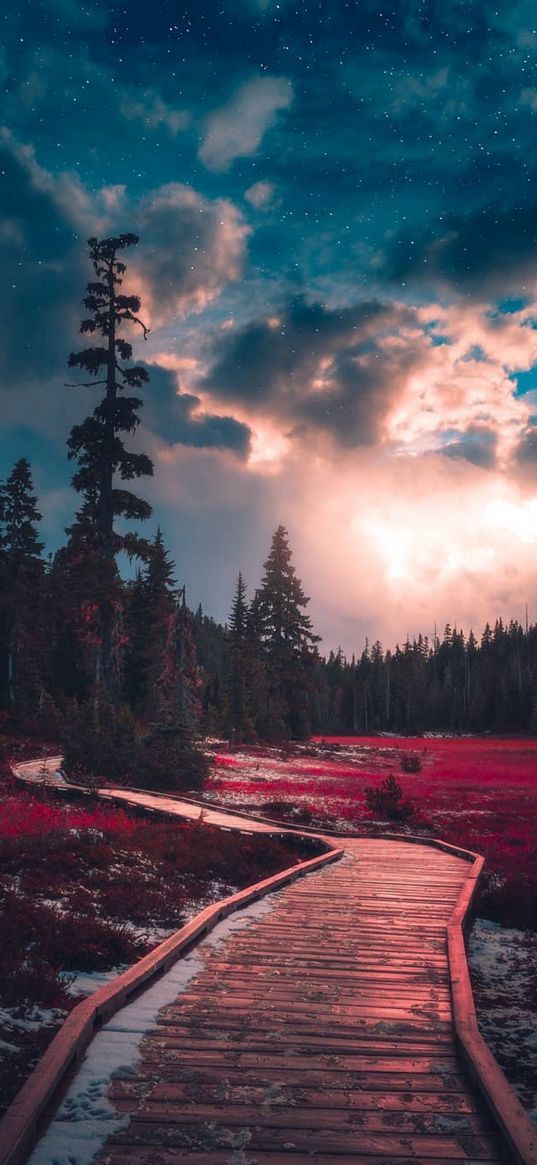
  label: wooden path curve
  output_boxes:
[5,760,537,1165]
[92,838,509,1165]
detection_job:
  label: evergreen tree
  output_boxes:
[125,528,177,716]
[141,586,207,790]
[0,459,46,718]
[225,572,256,741]
[256,525,320,737]
[175,587,202,727]
[66,233,153,704]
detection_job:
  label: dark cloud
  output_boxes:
[143,363,251,457]
[202,296,422,447]
[0,131,87,381]
[513,426,537,469]
[441,427,498,468]
[380,202,537,298]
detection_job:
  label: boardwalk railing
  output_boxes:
[448,852,537,1165]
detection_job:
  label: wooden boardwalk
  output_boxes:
[87,838,511,1165]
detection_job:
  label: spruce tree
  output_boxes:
[256,525,320,738]
[66,233,153,704]
[142,586,207,790]
[0,459,46,718]
[225,572,256,741]
[125,528,177,716]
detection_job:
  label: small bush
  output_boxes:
[364,775,416,821]
[400,752,422,773]
[261,800,313,825]
[140,722,209,791]
[477,873,537,931]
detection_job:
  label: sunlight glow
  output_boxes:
[484,497,537,544]
[248,422,290,470]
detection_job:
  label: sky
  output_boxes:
[3,0,537,654]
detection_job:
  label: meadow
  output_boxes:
[206,735,537,929]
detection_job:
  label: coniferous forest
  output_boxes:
[1,235,537,791]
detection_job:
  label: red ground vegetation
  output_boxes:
[0,749,314,1117]
[0,794,136,843]
[207,736,537,929]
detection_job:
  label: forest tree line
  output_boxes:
[1,233,536,793]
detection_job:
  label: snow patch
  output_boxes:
[469,917,537,1125]
[27,890,280,1165]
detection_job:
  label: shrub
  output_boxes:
[400,752,422,773]
[261,800,313,825]
[140,721,208,791]
[477,873,537,931]
[364,775,416,821]
[62,700,208,792]
[62,700,139,785]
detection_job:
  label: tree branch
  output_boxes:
[125,313,150,339]
[64,379,107,387]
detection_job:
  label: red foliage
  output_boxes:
[0,794,135,843]
[207,736,537,927]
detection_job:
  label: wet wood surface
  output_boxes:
[94,839,512,1164]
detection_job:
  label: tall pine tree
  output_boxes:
[66,234,153,704]
[0,459,46,718]
[256,526,320,738]
[225,572,256,741]
[125,528,177,716]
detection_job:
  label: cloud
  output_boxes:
[199,75,293,172]
[195,289,537,473]
[379,201,537,298]
[146,437,537,652]
[441,426,498,468]
[120,90,190,136]
[201,296,417,446]
[385,312,534,468]
[1,126,103,234]
[263,447,537,652]
[142,362,251,457]
[0,130,251,389]
[0,129,91,382]
[510,424,537,487]
[131,183,250,323]
[244,180,276,209]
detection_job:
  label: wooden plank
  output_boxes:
[136,1062,475,1092]
[108,1121,505,1159]
[109,1081,485,1114]
[139,1030,458,1054]
[109,1100,496,1136]
[97,1150,510,1165]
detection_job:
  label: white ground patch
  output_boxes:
[27,890,282,1165]
[469,917,537,1124]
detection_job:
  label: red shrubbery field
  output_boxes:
[206,735,537,929]
[0,795,136,843]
